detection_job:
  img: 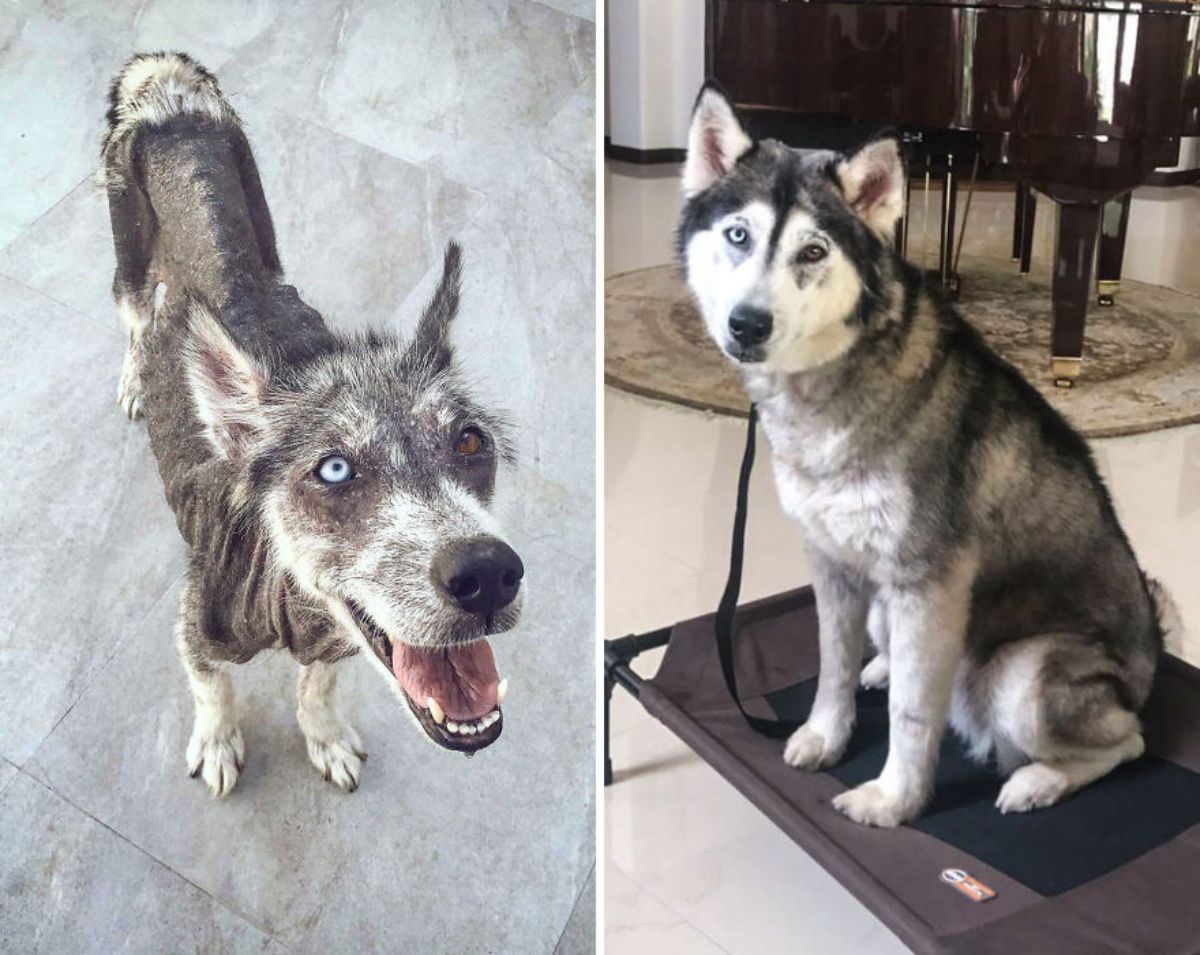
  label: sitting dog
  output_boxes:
[102,52,522,797]
[677,82,1178,827]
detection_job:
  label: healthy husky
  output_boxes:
[678,82,1178,827]
[102,52,522,797]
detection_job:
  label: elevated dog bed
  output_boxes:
[604,415,1200,954]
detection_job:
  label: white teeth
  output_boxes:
[427,698,445,725]
[441,712,501,735]
[497,678,508,705]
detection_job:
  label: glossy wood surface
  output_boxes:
[709,0,1200,192]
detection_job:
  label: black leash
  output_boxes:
[713,405,801,738]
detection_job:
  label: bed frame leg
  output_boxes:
[604,672,614,787]
[603,627,673,787]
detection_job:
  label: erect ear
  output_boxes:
[835,134,905,237]
[183,303,270,461]
[411,241,461,374]
[683,81,752,197]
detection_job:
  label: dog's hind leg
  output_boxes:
[860,598,890,689]
[297,660,367,793]
[991,634,1147,814]
[996,735,1145,814]
[176,604,245,798]
[106,166,159,421]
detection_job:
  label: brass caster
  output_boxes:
[1097,280,1119,307]
[1051,356,1081,389]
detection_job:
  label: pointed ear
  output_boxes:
[183,303,270,460]
[683,82,752,197]
[835,134,905,237]
[411,241,461,374]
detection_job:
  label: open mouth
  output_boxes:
[348,602,506,754]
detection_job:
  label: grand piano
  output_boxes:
[707,0,1200,385]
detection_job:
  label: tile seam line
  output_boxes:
[218,94,592,234]
[550,861,596,954]
[0,268,126,335]
[17,568,187,769]
[0,756,20,800]
[0,169,96,259]
[528,0,594,25]
[9,768,277,942]
[608,861,736,954]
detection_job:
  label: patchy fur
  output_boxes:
[103,53,523,795]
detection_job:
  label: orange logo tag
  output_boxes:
[940,868,996,902]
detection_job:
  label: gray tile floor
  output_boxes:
[0,3,595,952]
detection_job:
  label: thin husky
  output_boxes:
[678,82,1178,827]
[103,52,523,797]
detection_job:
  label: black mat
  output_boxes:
[766,678,1200,897]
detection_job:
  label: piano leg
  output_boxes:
[1050,202,1102,388]
[1012,181,1026,261]
[1096,192,1132,306]
[896,176,912,257]
[938,157,959,297]
[1017,183,1037,275]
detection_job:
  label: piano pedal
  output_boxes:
[1051,357,1081,389]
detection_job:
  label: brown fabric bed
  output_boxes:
[620,586,1200,954]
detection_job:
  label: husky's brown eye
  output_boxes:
[800,243,827,262]
[455,428,484,456]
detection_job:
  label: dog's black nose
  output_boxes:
[728,306,773,346]
[435,539,524,618]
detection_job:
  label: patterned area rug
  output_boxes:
[605,262,1200,438]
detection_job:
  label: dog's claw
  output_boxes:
[304,733,365,793]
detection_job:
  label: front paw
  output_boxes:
[783,724,845,771]
[186,725,245,798]
[832,779,919,828]
[303,724,367,793]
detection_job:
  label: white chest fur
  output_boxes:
[759,403,910,577]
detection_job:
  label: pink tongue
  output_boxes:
[391,640,499,721]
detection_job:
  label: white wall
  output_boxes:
[606,0,704,151]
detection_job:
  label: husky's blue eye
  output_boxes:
[724,225,749,246]
[317,455,354,484]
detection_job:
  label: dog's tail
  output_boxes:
[100,52,281,324]
[1147,576,1185,657]
[100,52,237,189]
